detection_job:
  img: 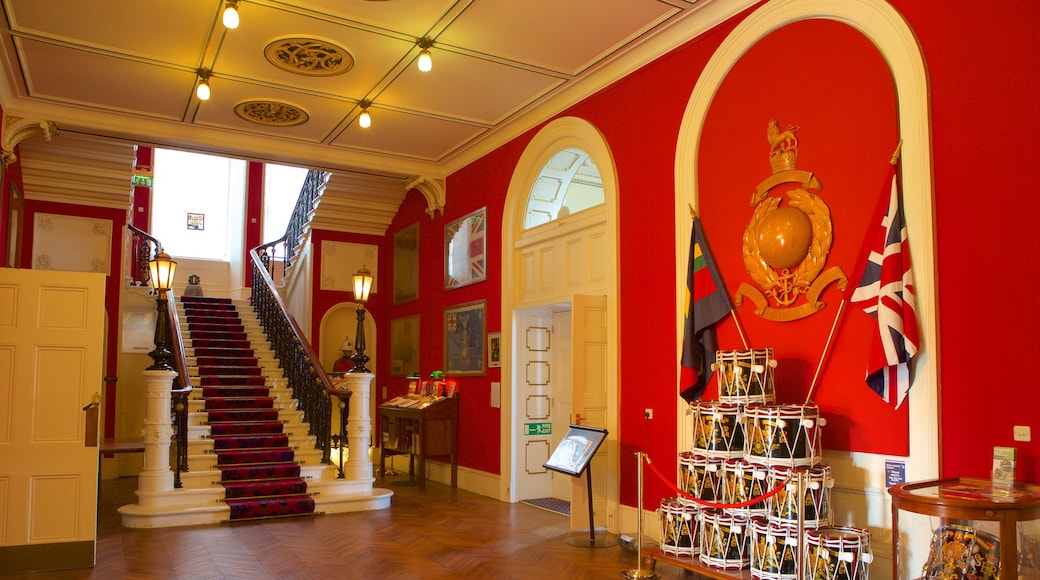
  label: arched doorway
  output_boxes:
[673,0,936,575]
[500,117,621,532]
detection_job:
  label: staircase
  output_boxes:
[118,294,392,528]
[182,295,318,521]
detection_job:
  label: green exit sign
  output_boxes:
[525,422,551,436]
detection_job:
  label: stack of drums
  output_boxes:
[658,348,874,579]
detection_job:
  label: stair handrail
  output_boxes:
[249,240,336,464]
[125,224,192,487]
[282,169,330,272]
[127,223,161,288]
[166,292,192,488]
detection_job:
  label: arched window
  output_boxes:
[523,148,604,230]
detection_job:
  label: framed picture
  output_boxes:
[445,207,486,289]
[444,300,486,375]
[187,212,205,230]
[389,315,420,377]
[488,332,501,368]
[543,425,609,477]
[393,222,419,304]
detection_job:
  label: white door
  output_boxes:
[514,308,553,500]
[569,294,609,532]
[0,268,105,572]
[550,309,572,501]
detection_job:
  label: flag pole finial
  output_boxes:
[890,140,903,165]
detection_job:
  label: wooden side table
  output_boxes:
[889,477,1040,580]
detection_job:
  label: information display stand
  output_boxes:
[543,425,616,548]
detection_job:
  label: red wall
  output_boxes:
[7,0,1036,503]
[900,0,1040,481]
[20,199,126,440]
[351,0,1040,503]
[698,20,902,454]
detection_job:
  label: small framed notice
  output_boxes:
[992,446,1017,487]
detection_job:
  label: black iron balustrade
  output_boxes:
[126,225,192,487]
[283,169,329,272]
[128,224,159,289]
[250,241,336,464]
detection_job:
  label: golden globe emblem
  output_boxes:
[756,206,812,269]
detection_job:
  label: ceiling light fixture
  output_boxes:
[195,68,212,101]
[222,0,240,29]
[417,37,434,73]
[358,100,372,128]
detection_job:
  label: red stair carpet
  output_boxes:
[181,295,316,521]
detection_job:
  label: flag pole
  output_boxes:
[805,298,847,404]
[689,204,750,350]
[804,140,903,405]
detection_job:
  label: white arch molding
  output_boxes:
[673,0,936,574]
[500,117,620,517]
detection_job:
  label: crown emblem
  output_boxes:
[767,119,799,173]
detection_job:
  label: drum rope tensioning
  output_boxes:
[645,454,791,509]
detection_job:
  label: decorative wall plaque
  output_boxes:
[735,120,846,322]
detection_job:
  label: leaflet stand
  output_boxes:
[543,425,617,548]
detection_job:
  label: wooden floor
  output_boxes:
[3,473,701,579]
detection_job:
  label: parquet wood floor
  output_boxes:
[2,474,699,579]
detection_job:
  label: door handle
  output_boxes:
[83,392,101,447]
[574,413,586,425]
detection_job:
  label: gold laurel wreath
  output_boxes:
[742,197,781,289]
[743,189,834,299]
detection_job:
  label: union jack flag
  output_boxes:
[848,164,919,408]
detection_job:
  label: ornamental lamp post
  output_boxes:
[349,266,374,373]
[147,251,177,371]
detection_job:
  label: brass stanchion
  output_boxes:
[622,452,659,579]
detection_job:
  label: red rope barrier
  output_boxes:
[645,455,790,509]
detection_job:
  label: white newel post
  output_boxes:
[341,373,374,481]
[138,369,178,498]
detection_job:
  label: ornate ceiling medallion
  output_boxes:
[264,37,354,76]
[234,100,309,126]
[735,120,847,322]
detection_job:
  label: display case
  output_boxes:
[889,477,1040,580]
[378,396,458,490]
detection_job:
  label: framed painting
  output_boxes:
[444,301,485,375]
[488,332,501,368]
[187,212,205,230]
[393,222,419,304]
[390,315,420,377]
[445,207,486,289]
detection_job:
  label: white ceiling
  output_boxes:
[0,0,754,177]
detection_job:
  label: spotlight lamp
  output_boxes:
[196,68,212,101]
[417,37,434,72]
[358,100,372,129]
[222,0,240,29]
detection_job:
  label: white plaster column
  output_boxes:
[341,373,374,482]
[137,369,178,498]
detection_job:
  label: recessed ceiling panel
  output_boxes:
[438,0,680,74]
[192,77,351,141]
[281,0,459,37]
[18,39,192,120]
[7,0,213,65]
[212,4,413,94]
[330,109,486,161]
[378,50,563,125]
